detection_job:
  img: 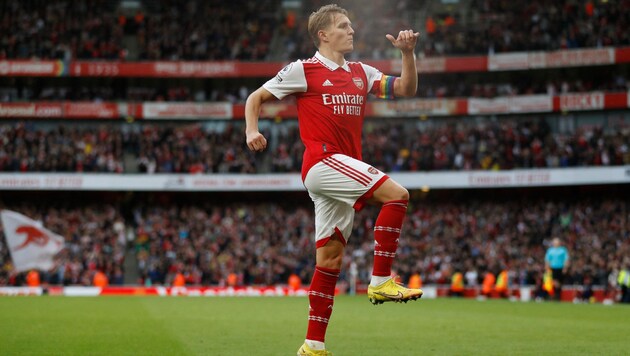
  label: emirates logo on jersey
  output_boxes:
[352,77,364,89]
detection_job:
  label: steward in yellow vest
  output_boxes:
[495,270,509,298]
[450,271,464,297]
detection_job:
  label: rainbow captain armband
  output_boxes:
[376,75,396,99]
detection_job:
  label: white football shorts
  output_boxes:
[303,154,389,248]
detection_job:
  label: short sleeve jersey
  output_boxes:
[263,51,396,180]
[545,246,569,269]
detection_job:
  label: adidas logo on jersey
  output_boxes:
[322,79,334,86]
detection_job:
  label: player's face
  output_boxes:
[327,13,354,53]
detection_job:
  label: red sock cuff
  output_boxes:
[382,199,408,208]
[315,266,340,276]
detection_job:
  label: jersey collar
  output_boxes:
[315,51,350,72]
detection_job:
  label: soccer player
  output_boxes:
[245,4,422,355]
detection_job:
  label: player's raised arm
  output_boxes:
[245,87,275,152]
[386,30,420,97]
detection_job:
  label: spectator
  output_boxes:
[26,270,41,287]
[93,270,109,287]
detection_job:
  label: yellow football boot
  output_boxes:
[367,277,423,305]
[297,343,332,356]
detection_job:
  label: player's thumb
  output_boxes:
[385,34,396,44]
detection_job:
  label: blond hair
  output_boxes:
[308,4,348,48]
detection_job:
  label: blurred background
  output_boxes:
[0,0,628,302]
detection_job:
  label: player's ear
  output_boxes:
[318,29,328,44]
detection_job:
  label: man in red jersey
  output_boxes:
[245,4,422,355]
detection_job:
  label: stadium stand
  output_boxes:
[1,117,628,173]
[0,0,629,304]
[4,0,629,61]
[136,0,278,60]
[1,189,628,294]
[0,0,124,60]
[282,0,630,59]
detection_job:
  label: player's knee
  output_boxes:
[388,186,409,202]
[388,179,409,201]
[398,187,410,201]
[316,238,345,270]
[318,254,343,270]
[374,182,409,203]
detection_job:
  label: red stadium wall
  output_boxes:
[1,46,627,77]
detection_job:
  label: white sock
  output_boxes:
[305,339,325,350]
[370,275,390,287]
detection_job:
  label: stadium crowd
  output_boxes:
[2,74,627,102]
[458,0,630,55]
[417,74,628,99]
[0,122,125,173]
[1,195,628,299]
[0,0,125,60]
[130,123,258,174]
[283,0,630,59]
[362,119,630,172]
[2,117,628,173]
[0,0,277,61]
[2,0,629,61]
[0,80,254,103]
[136,0,277,61]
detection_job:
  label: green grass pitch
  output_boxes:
[0,296,628,355]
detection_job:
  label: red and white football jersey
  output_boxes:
[263,51,396,180]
